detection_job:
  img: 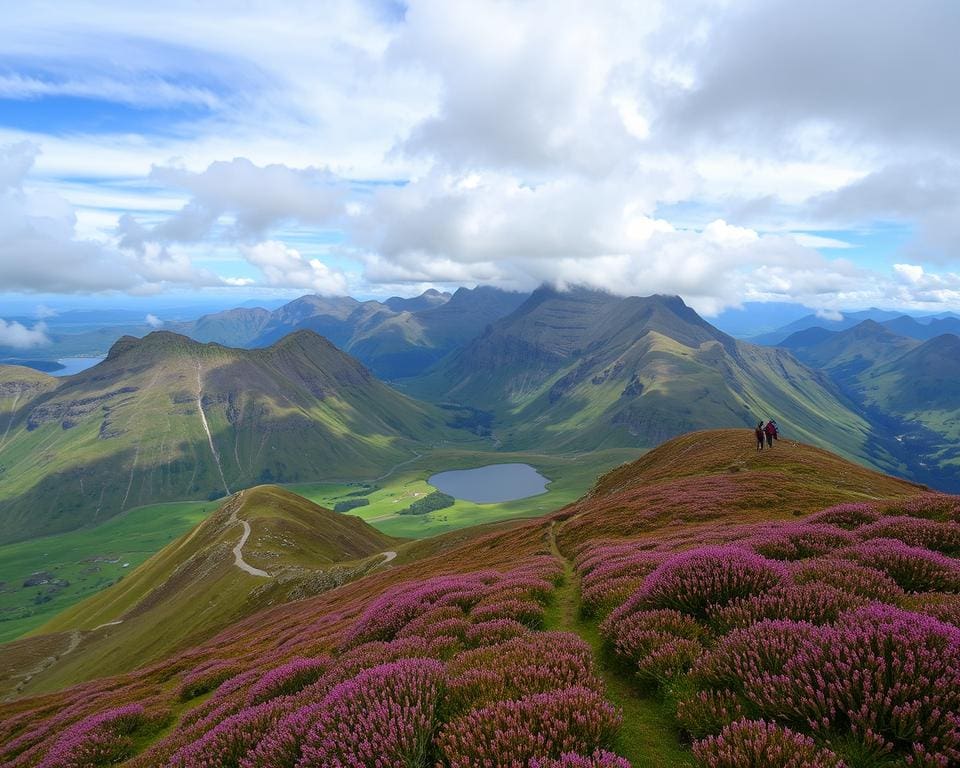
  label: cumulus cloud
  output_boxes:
[145,313,163,327]
[661,0,960,152]
[0,319,49,348]
[1,2,958,315]
[394,0,655,176]
[241,241,348,295]
[119,158,347,250]
[348,170,851,313]
[807,161,960,263]
[0,142,241,293]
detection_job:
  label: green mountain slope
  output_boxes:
[780,322,960,490]
[8,485,400,696]
[780,320,921,383]
[409,287,876,463]
[0,331,454,544]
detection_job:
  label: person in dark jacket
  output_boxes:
[764,420,778,448]
[755,422,765,451]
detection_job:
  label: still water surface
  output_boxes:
[428,463,549,504]
[52,357,106,376]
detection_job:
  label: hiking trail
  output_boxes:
[546,522,694,767]
[226,490,270,578]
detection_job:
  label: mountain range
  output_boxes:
[750,308,960,346]
[185,285,529,379]
[0,330,453,544]
[3,282,960,558]
[408,287,876,461]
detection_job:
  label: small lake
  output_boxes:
[428,463,549,504]
[52,357,106,376]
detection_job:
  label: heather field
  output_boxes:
[2,432,958,767]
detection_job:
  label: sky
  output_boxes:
[1,0,960,337]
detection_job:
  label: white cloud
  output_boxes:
[815,308,844,322]
[0,1,957,315]
[145,313,163,327]
[241,241,348,295]
[0,319,49,348]
[0,142,238,293]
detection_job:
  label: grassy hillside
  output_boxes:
[0,330,456,544]
[3,430,953,768]
[6,486,400,696]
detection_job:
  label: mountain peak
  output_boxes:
[105,331,204,361]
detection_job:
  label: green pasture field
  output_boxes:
[0,500,210,643]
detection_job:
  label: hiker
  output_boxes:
[764,420,778,448]
[755,422,765,451]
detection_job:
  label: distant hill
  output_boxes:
[881,314,960,341]
[384,288,451,313]
[779,321,960,490]
[0,331,454,544]
[10,486,401,695]
[409,287,875,463]
[780,320,921,382]
[186,287,529,379]
[865,333,960,414]
[751,308,960,347]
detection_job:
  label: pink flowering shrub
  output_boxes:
[691,620,820,695]
[806,502,881,529]
[692,719,844,768]
[240,703,326,768]
[246,657,330,705]
[708,583,864,631]
[601,608,702,666]
[335,637,459,682]
[470,598,544,627]
[465,618,529,647]
[394,605,466,637]
[528,750,631,768]
[168,699,289,768]
[747,524,855,561]
[296,659,445,768]
[444,632,599,715]
[631,546,787,619]
[790,558,906,602]
[578,548,665,617]
[839,538,960,593]
[675,689,747,739]
[581,574,647,619]
[178,660,243,701]
[903,592,960,627]
[635,637,702,685]
[886,493,960,522]
[857,515,960,554]
[436,686,621,768]
[745,605,960,765]
[346,572,497,643]
[36,704,153,768]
